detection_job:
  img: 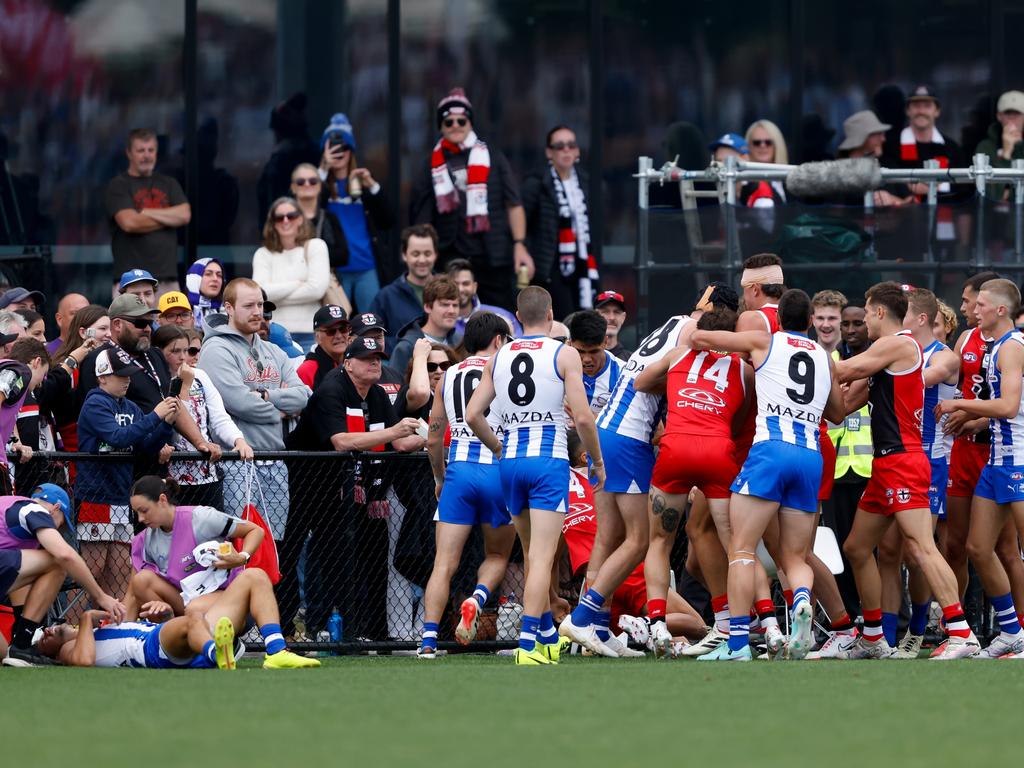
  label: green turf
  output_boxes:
[3,654,1022,767]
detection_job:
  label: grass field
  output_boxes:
[4,654,1022,767]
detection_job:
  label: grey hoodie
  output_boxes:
[197,313,311,450]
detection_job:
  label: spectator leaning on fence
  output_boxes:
[198,278,311,539]
[349,311,404,404]
[388,275,462,377]
[370,224,439,350]
[252,196,331,352]
[976,90,1024,201]
[105,128,191,296]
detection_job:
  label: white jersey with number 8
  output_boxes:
[753,331,832,451]
[442,355,502,465]
[597,315,691,443]
[491,336,568,460]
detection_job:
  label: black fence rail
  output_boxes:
[11,450,534,653]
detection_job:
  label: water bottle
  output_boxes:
[327,608,343,655]
[497,593,523,641]
[315,630,332,657]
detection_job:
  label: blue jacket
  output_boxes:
[368,274,424,349]
[75,388,173,505]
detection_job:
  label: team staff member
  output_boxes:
[281,336,422,640]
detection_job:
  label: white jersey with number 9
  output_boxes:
[491,336,568,460]
[753,331,832,450]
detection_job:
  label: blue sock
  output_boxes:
[792,587,811,614]
[421,621,439,650]
[991,592,1022,635]
[260,623,286,655]
[472,584,490,608]
[519,614,540,652]
[572,588,605,627]
[203,640,216,665]
[538,612,557,644]
[909,602,930,636]
[881,612,898,646]
[595,610,611,642]
[727,615,750,652]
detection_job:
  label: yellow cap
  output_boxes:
[159,291,193,314]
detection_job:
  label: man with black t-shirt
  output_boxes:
[282,336,422,638]
[350,312,403,404]
[105,129,191,294]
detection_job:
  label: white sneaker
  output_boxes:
[807,631,859,659]
[669,640,690,658]
[765,624,787,658]
[617,614,650,647]
[976,632,1024,659]
[678,626,727,657]
[929,633,980,660]
[416,646,437,660]
[837,636,894,659]
[605,632,645,658]
[787,603,814,660]
[557,615,618,658]
[649,620,674,659]
[891,632,924,659]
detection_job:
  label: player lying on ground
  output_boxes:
[34,568,319,669]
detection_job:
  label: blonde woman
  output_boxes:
[251,196,330,351]
[740,119,789,207]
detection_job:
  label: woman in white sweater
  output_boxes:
[252,195,330,350]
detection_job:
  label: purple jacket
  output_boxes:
[130,506,240,591]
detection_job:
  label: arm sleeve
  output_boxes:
[266,347,312,413]
[361,184,393,230]
[192,506,247,541]
[282,238,330,303]
[195,369,245,447]
[197,341,281,425]
[34,368,73,411]
[314,390,350,446]
[84,399,167,450]
[296,359,316,389]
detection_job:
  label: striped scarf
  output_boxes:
[430,130,491,232]
[551,164,598,307]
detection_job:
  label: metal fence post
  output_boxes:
[636,156,653,340]
[974,153,992,270]
[1014,158,1024,260]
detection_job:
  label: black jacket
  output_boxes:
[520,165,591,281]
[318,182,393,276]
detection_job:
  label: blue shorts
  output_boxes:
[731,441,822,514]
[499,456,570,516]
[598,428,656,494]
[928,458,949,519]
[974,464,1024,505]
[438,462,511,528]
[142,624,207,669]
[0,549,22,596]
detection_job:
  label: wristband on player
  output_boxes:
[240,550,251,563]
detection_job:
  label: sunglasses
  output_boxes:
[262,312,273,321]
[249,348,264,375]
[129,318,152,330]
[549,141,578,151]
[320,326,350,337]
[272,210,302,223]
[427,361,452,373]
[293,177,320,186]
[443,118,468,128]
[186,347,201,356]
[751,139,774,147]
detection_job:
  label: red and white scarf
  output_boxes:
[551,164,599,308]
[430,130,491,232]
[900,126,954,239]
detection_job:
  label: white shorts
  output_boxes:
[76,522,133,543]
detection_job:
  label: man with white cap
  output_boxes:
[976,90,1024,200]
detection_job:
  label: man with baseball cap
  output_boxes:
[157,291,194,328]
[296,305,351,389]
[976,90,1024,200]
[595,290,631,358]
[117,269,159,309]
[350,312,403,403]
[0,287,44,312]
[282,333,423,639]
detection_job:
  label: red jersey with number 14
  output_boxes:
[664,350,746,440]
[868,331,924,458]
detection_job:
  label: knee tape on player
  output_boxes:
[729,549,757,567]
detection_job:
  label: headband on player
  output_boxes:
[740,265,784,286]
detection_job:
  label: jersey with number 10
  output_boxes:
[442,355,501,465]
[753,331,832,450]
[597,315,692,443]
[491,336,568,460]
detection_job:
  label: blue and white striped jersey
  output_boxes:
[987,329,1024,466]
[91,622,159,668]
[596,316,691,443]
[752,332,832,451]
[442,355,502,465]
[921,340,956,461]
[492,336,568,460]
[583,350,624,415]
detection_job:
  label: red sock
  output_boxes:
[862,608,883,641]
[711,594,728,613]
[783,589,794,608]
[831,612,855,633]
[1018,612,1024,630]
[648,599,667,621]
[711,594,729,631]
[942,603,971,639]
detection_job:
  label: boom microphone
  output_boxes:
[784,158,882,198]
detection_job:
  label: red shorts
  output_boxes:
[818,434,836,502]
[610,572,648,626]
[0,604,13,643]
[947,439,989,498]
[859,452,930,516]
[651,435,738,498]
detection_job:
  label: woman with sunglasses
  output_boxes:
[317,114,391,314]
[521,125,596,319]
[742,119,789,205]
[252,196,330,352]
[291,163,352,316]
[183,328,203,368]
[151,325,253,509]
